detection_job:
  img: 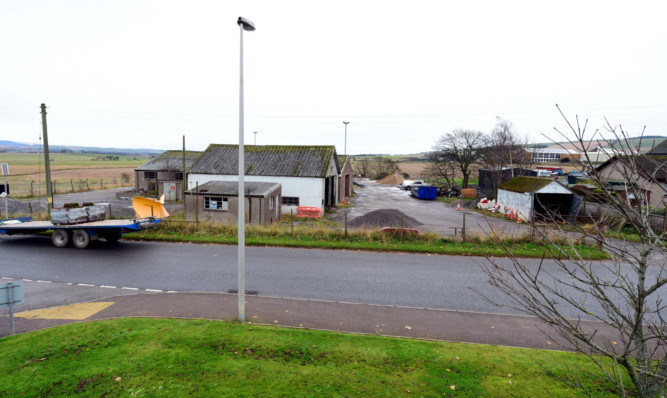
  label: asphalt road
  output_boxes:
[2,237,662,322]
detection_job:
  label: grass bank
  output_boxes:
[0,318,629,397]
[125,217,607,260]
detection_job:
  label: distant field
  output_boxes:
[0,152,149,197]
[0,152,147,175]
[397,161,428,177]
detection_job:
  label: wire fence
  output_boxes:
[578,201,667,234]
[3,178,134,198]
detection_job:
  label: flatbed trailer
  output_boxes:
[0,217,162,249]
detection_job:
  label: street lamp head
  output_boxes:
[238,17,256,31]
[343,121,349,125]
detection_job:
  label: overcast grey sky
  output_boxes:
[1,1,666,154]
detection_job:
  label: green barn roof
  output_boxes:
[135,150,203,171]
[498,176,557,193]
[189,144,338,178]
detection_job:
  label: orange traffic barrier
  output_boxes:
[296,207,322,218]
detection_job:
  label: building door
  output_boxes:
[324,178,330,207]
[164,183,177,201]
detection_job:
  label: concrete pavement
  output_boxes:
[1,291,621,353]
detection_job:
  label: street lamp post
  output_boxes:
[237,16,255,322]
[343,121,349,155]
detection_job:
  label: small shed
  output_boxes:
[497,176,575,222]
[185,181,281,225]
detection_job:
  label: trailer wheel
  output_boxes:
[52,229,70,248]
[72,229,90,249]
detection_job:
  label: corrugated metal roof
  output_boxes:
[185,181,280,196]
[189,145,337,178]
[135,151,203,171]
[498,176,557,193]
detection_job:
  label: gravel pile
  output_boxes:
[377,172,404,185]
[349,209,422,229]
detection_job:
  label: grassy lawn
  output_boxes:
[0,318,629,397]
[125,219,608,260]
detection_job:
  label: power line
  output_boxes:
[1,103,665,119]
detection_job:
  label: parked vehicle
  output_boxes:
[536,166,564,175]
[401,180,425,190]
[0,197,167,249]
[531,169,552,177]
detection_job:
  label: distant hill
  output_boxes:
[0,140,163,156]
[0,140,25,146]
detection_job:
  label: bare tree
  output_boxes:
[423,151,459,188]
[354,157,373,177]
[433,129,485,188]
[480,118,535,194]
[484,117,520,172]
[478,107,666,397]
[371,156,399,177]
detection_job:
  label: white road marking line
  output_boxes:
[3,277,167,295]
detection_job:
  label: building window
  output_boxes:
[282,196,299,206]
[175,172,183,180]
[144,171,157,179]
[269,196,274,210]
[205,197,228,211]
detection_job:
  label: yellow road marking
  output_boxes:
[14,302,115,320]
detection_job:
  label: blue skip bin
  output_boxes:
[411,185,437,200]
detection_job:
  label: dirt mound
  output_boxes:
[349,209,422,229]
[377,172,404,185]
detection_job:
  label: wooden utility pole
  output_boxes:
[40,104,53,211]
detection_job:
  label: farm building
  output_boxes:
[134,150,203,200]
[337,155,354,204]
[525,148,580,163]
[184,181,281,225]
[648,139,667,156]
[188,144,340,215]
[596,155,667,208]
[497,176,576,222]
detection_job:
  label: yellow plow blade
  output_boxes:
[133,196,169,218]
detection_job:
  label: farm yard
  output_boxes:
[0,152,148,197]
